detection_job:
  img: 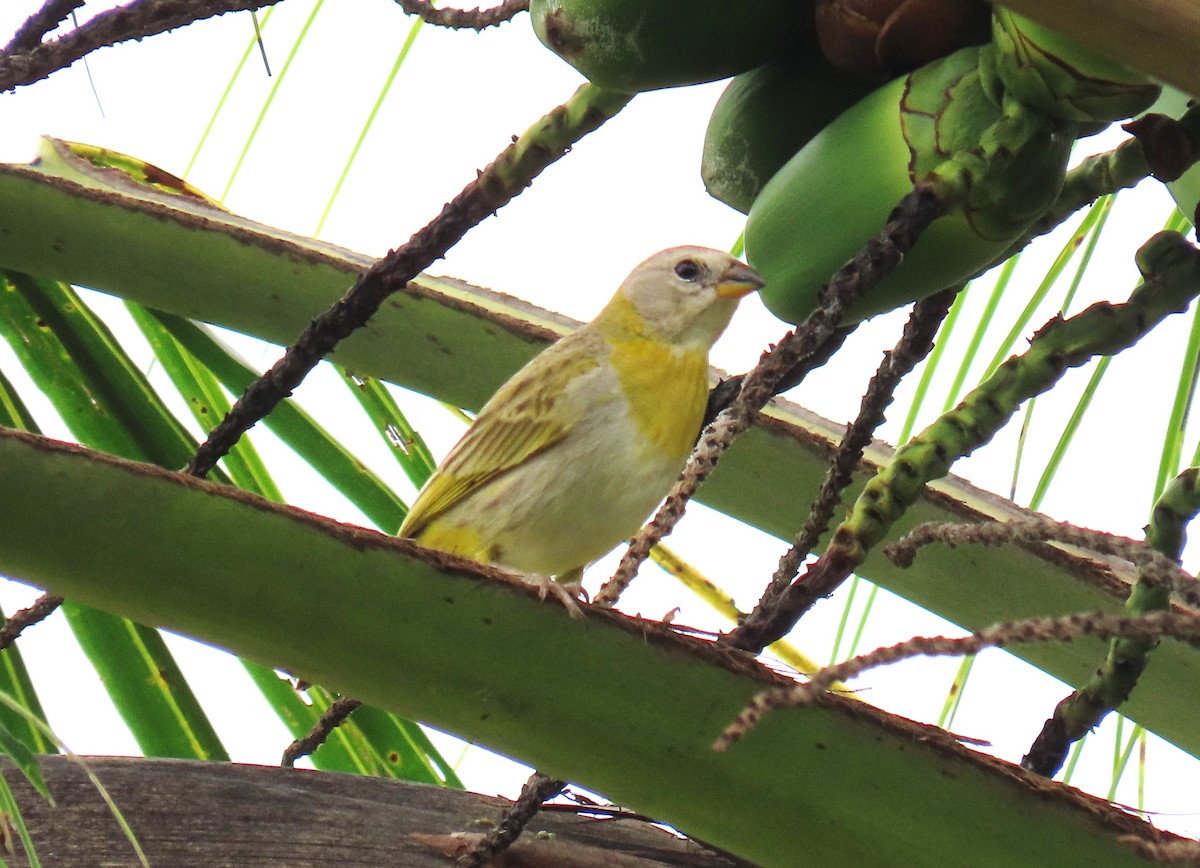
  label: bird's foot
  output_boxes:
[529,572,587,620]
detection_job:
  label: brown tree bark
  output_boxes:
[5,756,748,867]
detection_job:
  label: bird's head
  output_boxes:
[599,246,764,349]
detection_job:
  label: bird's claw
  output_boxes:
[531,575,587,620]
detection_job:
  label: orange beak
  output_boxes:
[715,261,765,299]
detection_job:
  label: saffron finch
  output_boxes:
[398,247,762,611]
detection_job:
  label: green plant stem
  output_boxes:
[730,230,1200,652]
[1022,468,1200,776]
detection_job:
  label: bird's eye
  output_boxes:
[674,259,701,282]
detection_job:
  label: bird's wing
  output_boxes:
[398,341,604,539]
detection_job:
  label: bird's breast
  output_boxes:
[607,339,709,462]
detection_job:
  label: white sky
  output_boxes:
[2,0,1200,843]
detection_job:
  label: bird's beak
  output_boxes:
[715,261,765,299]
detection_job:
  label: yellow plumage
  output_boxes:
[398,247,762,605]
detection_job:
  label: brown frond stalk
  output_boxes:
[716,610,1200,751]
[3,0,85,53]
[0,593,64,650]
[458,773,566,866]
[0,0,280,93]
[394,0,528,29]
[755,287,959,614]
[885,517,1200,607]
[279,697,362,767]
